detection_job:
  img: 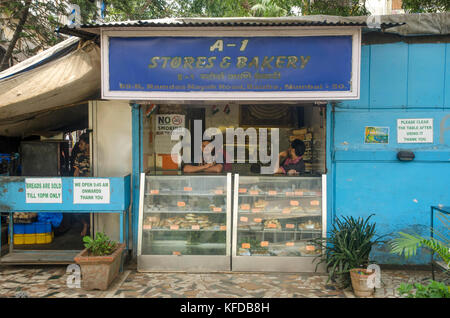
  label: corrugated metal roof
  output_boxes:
[58,13,450,38]
[78,18,392,28]
[57,16,403,40]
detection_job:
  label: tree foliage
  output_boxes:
[0,0,70,69]
[304,0,370,16]
[172,0,371,18]
[70,0,171,23]
[0,0,376,70]
[402,0,449,13]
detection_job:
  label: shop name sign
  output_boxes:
[102,28,361,100]
[397,118,433,143]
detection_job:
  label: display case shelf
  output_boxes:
[237,194,321,198]
[143,229,227,232]
[237,229,321,234]
[145,192,226,196]
[144,211,227,214]
[237,212,321,216]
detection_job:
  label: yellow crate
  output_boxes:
[24,234,36,244]
[8,233,53,245]
[36,233,53,244]
[8,234,25,245]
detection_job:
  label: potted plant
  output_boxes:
[74,232,125,291]
[314,214,384,297]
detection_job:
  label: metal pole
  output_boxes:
[431,206,435,280]
[9,212,13,254]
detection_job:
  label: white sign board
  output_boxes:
[155,114,185,154]
[73,179,110,204]
[25,178,62,203]
[397,118,433,143]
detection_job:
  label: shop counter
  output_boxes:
[0,175,130,264]
[137,172,326,272]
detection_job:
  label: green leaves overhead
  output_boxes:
[0,0,375,68]
[402,0,449,13]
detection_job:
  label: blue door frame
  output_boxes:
[129,103,336,258]
[131,103,142,258]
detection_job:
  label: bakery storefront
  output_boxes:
[90,21,362,272]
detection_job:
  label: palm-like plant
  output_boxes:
[390,232,449,267]
[390,219,449,298]
[250,0,287,17]
[390,211,449,268]
[314,214,384,289]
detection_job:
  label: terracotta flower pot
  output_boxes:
[74,243,125,291]
[350,268,376,297]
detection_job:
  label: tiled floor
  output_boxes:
[0,264,447,298]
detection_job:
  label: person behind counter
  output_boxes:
[182,140,231,173]
[73,133,90,177]
[72,133,91,237]
[275,139,306,175]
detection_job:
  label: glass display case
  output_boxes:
[137,173,232,271]
[232,174,326,272]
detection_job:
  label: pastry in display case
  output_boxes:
[140,175,230,257]
[234,176,324,258]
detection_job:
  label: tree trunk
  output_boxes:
[0,0,32,71]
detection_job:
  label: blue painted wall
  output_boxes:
[331,42,450,265]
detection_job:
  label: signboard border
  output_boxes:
[100,26,361,101]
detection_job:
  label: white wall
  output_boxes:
[366,0,391,15]
[89,100,132,243]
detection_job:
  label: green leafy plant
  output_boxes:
[313,214,384,289]
[390,232,450,267]
[398,280,450,298]
[82,232,118,256]
[390,217,449,298]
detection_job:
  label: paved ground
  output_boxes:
[0,263,447,298]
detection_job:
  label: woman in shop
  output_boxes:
[275,139,306,175]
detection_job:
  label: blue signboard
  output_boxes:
[107,36,353,94]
